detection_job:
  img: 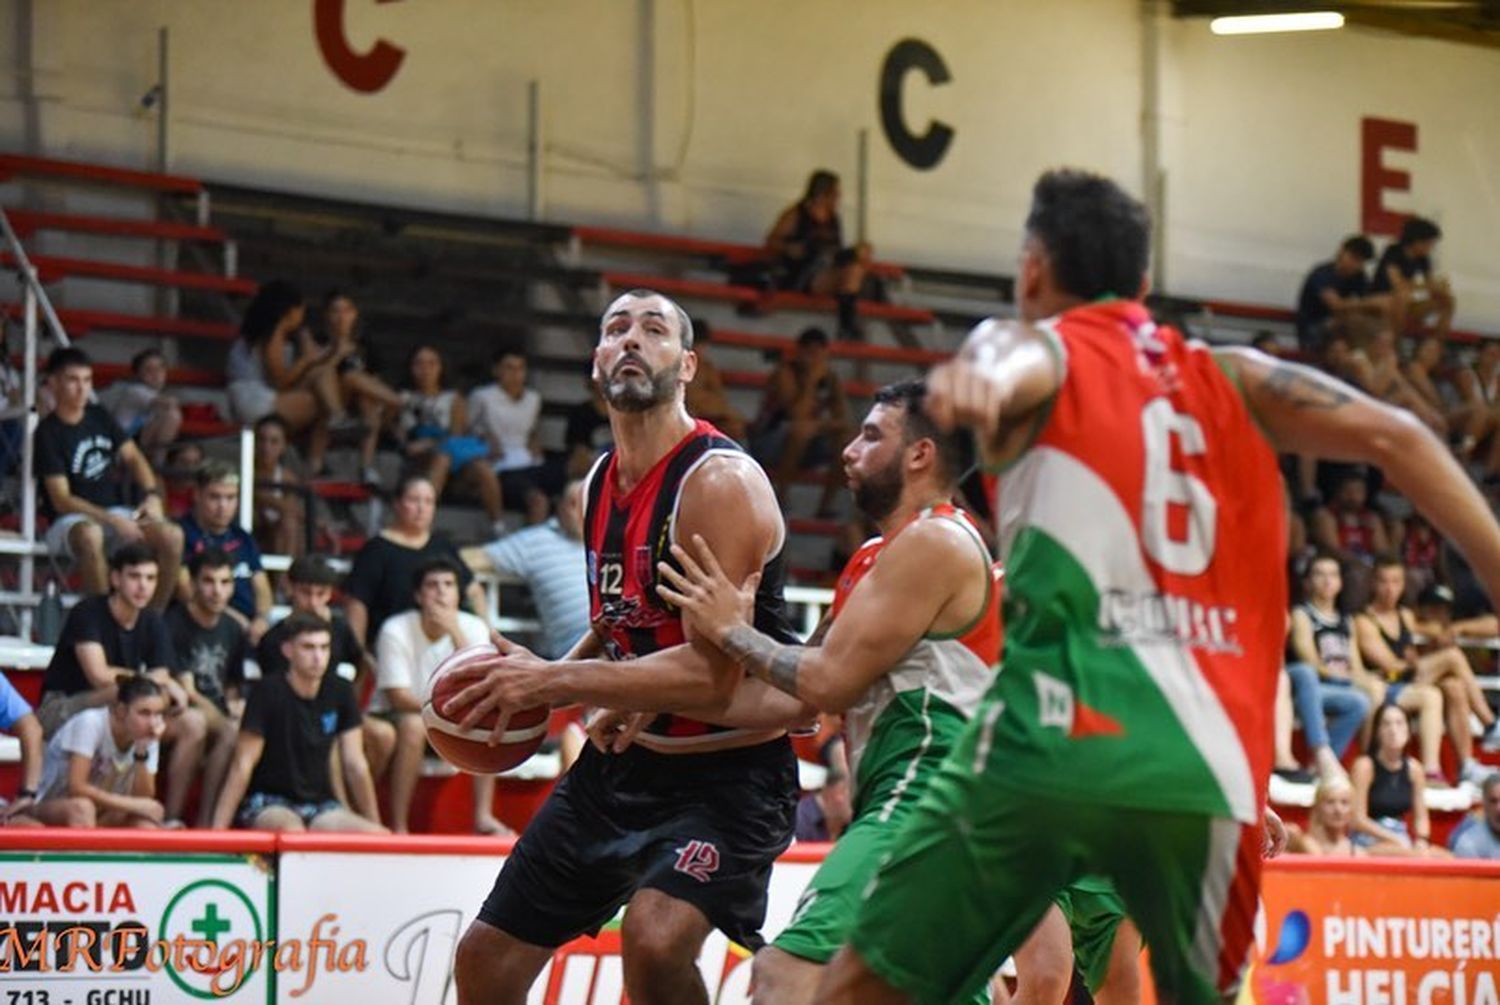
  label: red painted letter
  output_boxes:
[314,0,406,94]
[1361,117,1417,237]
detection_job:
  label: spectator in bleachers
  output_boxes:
[1412,585,1500,757]
[683,325,748,442]
[1372,216,1454,341]
[162,440,203,521]
[344,474,486,649]
[462,478,589,661]
[400,344,504,536]
[1354,557,1466,785]
[99,347,182,469]
[1350,703,1448,856]
[1250,332,1284,357]
[370,558,492,834]
[164,548,247,826]
[0,672,50,826]
[1286,777,1360,855]
[37,347,182,609]
[1451,340,1500,479]
[765,169,872,337]
[321,291,404,483]
[1271,661,1314,784]
[31,675,167,828]
[1358,321,1446,433]
[468,348,553,526]
[1294,235,1384,353]
[1451,773,1500,859]
[226,280,341,476]
[35,542,205,826]
[251,414,306,559]
[1395,511,1444,603]
[1288,554,1376,764]
[177,461,273,644]
[1309,469,1387,608]
[563,373,612,480]
[211,612,386,833]
[751,327,852,516]
[1403,337,1470,440]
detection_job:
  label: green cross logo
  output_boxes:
[191,902,232,944]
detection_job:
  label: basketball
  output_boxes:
[421,643,550,775]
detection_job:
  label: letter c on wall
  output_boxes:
[314,0,407,94]
[879,38,955,171]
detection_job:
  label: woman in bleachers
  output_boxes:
[765,170,873,337]
[226,281,341,475]
[252,414,307,560]
[1285,777,1362,856]
[322,291,404,484]
[398,345,504,536]
[1349,703,1450,856]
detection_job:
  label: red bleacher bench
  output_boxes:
[4,208,228,246]
[0,252,255,296]
[89,360,226,389]
[0,153,204,196]
[710,327,947,366]
[574,226,905,281]
[721,368,878,398]
[602,273,935,326]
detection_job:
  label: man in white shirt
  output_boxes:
[32,675,167,827]
[468,350,551,525]
[373,557,492,834]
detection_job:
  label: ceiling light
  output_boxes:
[1210,11,1346,34]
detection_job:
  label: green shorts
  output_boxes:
[1054,876,1129,993]
[847,726,1263,1005]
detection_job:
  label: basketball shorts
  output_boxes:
[847,725,1263,1005]
[477,736,797,949]
[1053,875,1130,993]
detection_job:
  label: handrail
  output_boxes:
[0,207,72,349]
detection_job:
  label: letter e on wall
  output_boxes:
[1360,117,1416,237]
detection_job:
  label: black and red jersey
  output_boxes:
[584,419,797,745]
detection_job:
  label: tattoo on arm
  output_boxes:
[721,626,807,698]
[1262,364,1353,410]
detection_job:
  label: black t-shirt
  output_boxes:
[1371,243,1432,294]
[164,603,247,713]
[564,401,612,456]
[35,404,127,517]
[257,614,364,681]
[241,670,361,804]
[43,595,176,696]
[343,534,474,645]
[1296,261,1369,333]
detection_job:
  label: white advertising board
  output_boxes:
[0,852,274,1003]
[275,850,821,1005]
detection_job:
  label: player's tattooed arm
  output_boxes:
[1259,362,1353,410]
[719,626,809,698]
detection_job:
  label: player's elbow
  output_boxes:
[1369,406,1435,471]
[800,670,859,714]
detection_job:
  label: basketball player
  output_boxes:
[655,377,1000,1005]
[443,289,799,1005]
[814,169,1500,1005]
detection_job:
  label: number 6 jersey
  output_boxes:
[986,300,1286,824]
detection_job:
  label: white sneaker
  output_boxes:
[1481,722,1500,754]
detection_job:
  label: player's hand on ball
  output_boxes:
[587,708,650,754]
[656,534,762,647]
[442,644,555,745]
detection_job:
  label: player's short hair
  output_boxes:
[280,610,332,641]
[287,554,340,587]
[412,556,463,592]
[872,379,973,488]
[1025,169,1151,303]
[1399,216,1441,246]
[605,289,695,350]
[188,547,234,578]
[109,542,158,573]
[1341,235,1375,260]
[46,346,92,376]
[195,460,240,489]
[116,674,162,707]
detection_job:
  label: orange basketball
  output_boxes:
[422,644,550,774]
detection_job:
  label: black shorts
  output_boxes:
[477,735,797,949]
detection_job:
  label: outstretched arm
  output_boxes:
[1221,347,1500,608]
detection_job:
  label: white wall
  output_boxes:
[1,0,1497,329]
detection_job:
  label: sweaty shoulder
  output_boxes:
[674,452,782,558]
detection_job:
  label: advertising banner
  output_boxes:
[0,852,275,1003]
[274,848,821,1005]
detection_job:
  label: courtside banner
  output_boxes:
[274,835,825,1004]
[1246,858,1500,1005]
[0,850,275,1003]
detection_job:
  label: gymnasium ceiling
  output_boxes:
[1171,1,1500,48]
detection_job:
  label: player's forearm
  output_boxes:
[676,675,814,730]
[561,628,603,662]
[548,646,735,713]
[718,626,854,711]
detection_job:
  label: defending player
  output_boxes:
[444,289,798,1005]
[814,169,1500,1005]
[656,377,999,1004]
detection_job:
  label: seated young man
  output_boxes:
[371,557,492,834]
[35,542,206,826]
[165,548,249,826]
[31,675,168,828]
[36,347,182,608]
[212,612,386,833]
[177,461,274,644]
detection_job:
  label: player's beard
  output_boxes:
[602,354,682,413]
[853,453,904,524]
